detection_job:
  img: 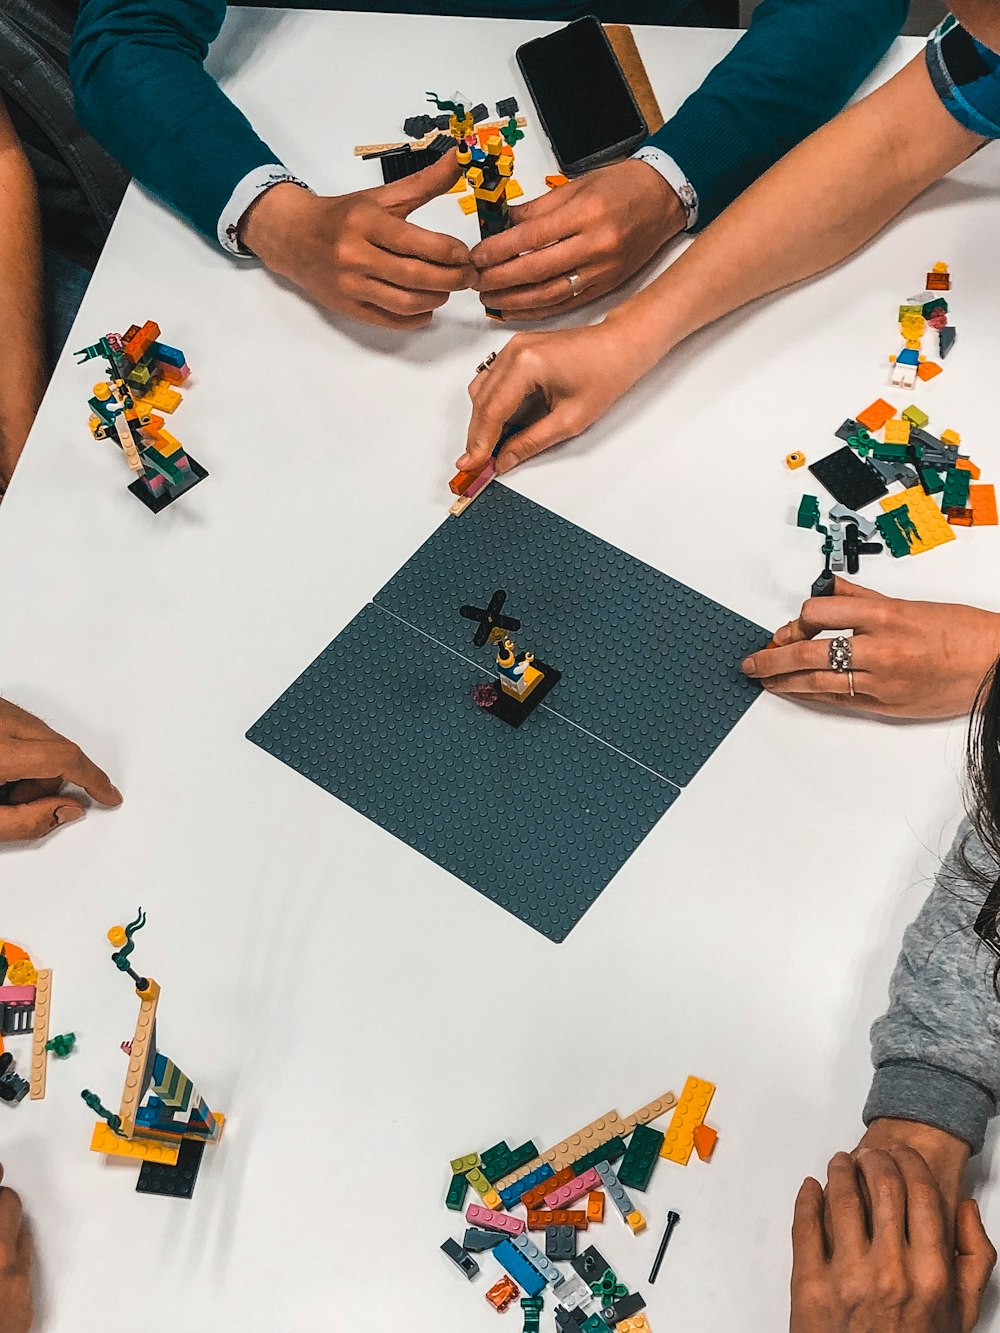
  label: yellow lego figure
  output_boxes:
[496,637,544,701]
[889,312,926,390]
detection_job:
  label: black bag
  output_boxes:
[0,0,128,269]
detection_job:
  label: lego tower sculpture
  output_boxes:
[81,908,225,1198]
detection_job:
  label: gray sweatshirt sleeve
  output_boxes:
[864,819,1000,1154]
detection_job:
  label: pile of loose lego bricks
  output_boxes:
[790,264,996,573]
[440,1076,717,1331]
[0,937,74,1107]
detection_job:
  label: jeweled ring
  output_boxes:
[567,272,581,296]
[476,351,498,374]
[828,635,852,672]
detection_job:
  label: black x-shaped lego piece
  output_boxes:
[459,588,521,648]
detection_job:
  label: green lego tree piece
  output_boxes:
[46,1033,76,1057]
[616,1122,664,1192]
[942,467,971,510]
[569,1136,627,1176]
[796,495,821,530]
[446,1172,469,1211]
[919,467,944,495]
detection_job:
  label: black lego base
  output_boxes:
[129,457,208,513]
[808,446,887,510]
[486,663,561,728]
[135,1136,206,1199]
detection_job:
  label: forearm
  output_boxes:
[0,119,45,483]
[71,0,282,243]
[604,56,983,380]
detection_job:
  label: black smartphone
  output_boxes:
[516,17,648,176]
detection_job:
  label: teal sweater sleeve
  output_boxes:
[648,0,908,229]
[70,0,282,242]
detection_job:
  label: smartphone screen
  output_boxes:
[517,18,647,172]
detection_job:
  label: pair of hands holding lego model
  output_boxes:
[0,698,121,842]
[0,1166,32,1333]
[239,152,682,328]
[790,1120,995,1333]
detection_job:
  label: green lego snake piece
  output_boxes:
[426,91,465,116]
[81,1089,125,1135]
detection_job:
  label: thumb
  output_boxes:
[493,406,584,475]
[0,797,85,843]
[956,1199,997,1333]
[377,148,464,217]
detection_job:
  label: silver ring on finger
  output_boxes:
[476,351,498,374]
[828,635,852,672]
[566,272,581,297]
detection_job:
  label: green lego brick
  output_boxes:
[873,442,909,462]
[446,1172,469,1211]
[919,467,944,495]
[569,1136,626,1176]
[876,509,914,558]
[579,1318,608,1333]
[942,467,971,510]
[616,1123,664,1192]
[796,495,821,529]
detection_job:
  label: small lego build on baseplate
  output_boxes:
[81,908,225,1198]
[75,321,206,512]
[459,588,561,726]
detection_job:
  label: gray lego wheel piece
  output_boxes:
[373,484,767,785]
[247,605,678,941]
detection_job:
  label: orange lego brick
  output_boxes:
[587,1191,604,1222]
[449,469,477,496]
[123,319,159,363]
[856,398,895,432]
[659,1076,716,1165]
[879,487,956,555]
[523,1167,574,1210]
[883,418,911,445]
[956,458,981,480]
[941,429,961,446]
[947,507,973,526]
[971,484,998,525]
[692,1123,718,1162]
[545,174,569,188]
[917,362,942,382]
[526,1209,588,1230]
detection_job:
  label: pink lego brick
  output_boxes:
[0,986,35,1005]
[466,1203,525,1235]
[542,1166,602,1210]
[464,459,495,500]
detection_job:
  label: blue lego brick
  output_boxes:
[246,606,679,942]
[371,484,766,787]
[494,1239,546,1297]
[150,341,186,369]
[501,1164,555,1209]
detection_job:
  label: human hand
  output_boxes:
[0,697,122,841]
[239,152,476,330]
[790,1148,996,1333]
[741,580,1000,718]
[855,1120,970,1226]
[457,321,646,475]
[471,160,684,319]
[0,1165,32,1333]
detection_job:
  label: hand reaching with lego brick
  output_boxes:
[458,323,646,475]
[0,1165,33,1333]
[238,152,476,329]
[471,161,684,319]
[0,698,122,842]
[741,580,1000,718]
[790,1149,995,1333]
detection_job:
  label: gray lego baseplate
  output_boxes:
[247,485,766,941]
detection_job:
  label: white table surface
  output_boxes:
[3,12,1000,1331]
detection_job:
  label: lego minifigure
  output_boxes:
[889,312,927,389]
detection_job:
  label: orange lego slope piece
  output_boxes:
[856,399,895,432]
[659,1076,716,1164]
[692,1123,718,1162]
[880,487,956,555]
[971,484,998,525]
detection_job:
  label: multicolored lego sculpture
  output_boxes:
[75,320,207,511]
[81,909,225,1198]
[459,588,560,726]
[427,92,525,319]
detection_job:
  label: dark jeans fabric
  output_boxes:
[43,245,90,370]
